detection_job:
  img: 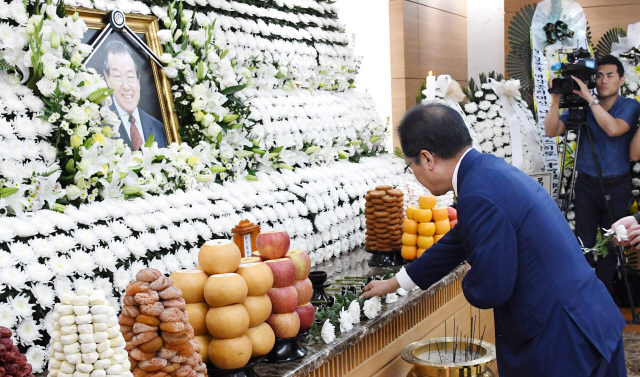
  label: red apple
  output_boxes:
[256,231,290,260]
[267,286,298,314]
[450,219,458,228]
[264,259,295,288]
[293,278,312,306]
[447,207,457,221]
[285,250,311,280]
[266,312,300,339]
[296,303,315,332]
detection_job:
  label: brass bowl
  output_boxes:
[402,337,496,377]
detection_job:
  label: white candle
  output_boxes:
[426,71,436,100]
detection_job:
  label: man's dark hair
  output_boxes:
[397,103,472,161]
[102,40,139,77]
[596,55,624,77]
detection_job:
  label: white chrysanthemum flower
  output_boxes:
[348,300,361,325]
[168,225,186,244]
[25,263,54,283]
[113,267,132,291]
[163,254,181,273]
[110,220,133,239]
[50,234,77,253]
[321,319,335,344]
[31,283,55,309]
[92,225,115,242]
[69,251,97,275]
[139,232,160,252]
[16,318,42,346]
[26,345,47,373]
[1,267,27,289]
[0,226,15,243]
[0,303,17,328]
[8,242,36,264]
[176,247,195,269]
[73,228,100,249]
[193,221,212,241]
[93,277,113,297]
[385,293,399,304]
[126,237,147,258]
[11,294,33,318]
[148,258,167,275]
[73,277,94,294]
[92,247,117,271]
[28,237,55,258]
[0,250,17,269]
[108,240,130,259]
[363,297,380,319]
[396,288,408,296]
[54,277,74,297]
[123,215,148,233]
[154,229,174,249]
[339,307,354,333]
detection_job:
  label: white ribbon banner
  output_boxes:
[435,75,482,151]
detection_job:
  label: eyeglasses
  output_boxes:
[109,73,138,86]
[404,156,420,174]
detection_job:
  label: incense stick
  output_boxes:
[435,340,443,363]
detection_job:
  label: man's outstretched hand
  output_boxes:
[611,216,639,247]
[361,276,401,299]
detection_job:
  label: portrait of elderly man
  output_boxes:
[102,40,168,150]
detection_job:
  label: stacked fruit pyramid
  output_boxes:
[120,268,207,376]
[364,185,405,252]
[48,287,130,377]
[197,239,275,370]
[401,195,458,261]
[0,327,34,377]
[256,231,316,341]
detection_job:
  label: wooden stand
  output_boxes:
[231,220,260,258]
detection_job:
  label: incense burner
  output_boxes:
[402,337,496,377]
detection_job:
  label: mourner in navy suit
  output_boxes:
[363,104,626,376]
[103,40,168,150]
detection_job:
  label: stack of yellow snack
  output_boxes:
[400,195,452,260]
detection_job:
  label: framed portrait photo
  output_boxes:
[70,8,180,149]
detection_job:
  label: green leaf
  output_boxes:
[144,134,155,148]
[220,85,246,95]
[216,132,223,142]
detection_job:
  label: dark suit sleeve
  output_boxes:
[405,224,466,290]
[634,213,640,224]
[460,194,518,309]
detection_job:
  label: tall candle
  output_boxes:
[426,71,436,100]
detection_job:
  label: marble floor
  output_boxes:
[626,332,640,376]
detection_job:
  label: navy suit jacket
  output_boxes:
[406,148,625,375]
[113,104,168,150]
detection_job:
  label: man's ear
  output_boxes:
[620,75,626,86]
[421,150,435,168]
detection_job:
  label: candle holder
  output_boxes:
[309,271,331,308]
[365,249,407,267]
[207,356,264,377]
[264,330,309,363]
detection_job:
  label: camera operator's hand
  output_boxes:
[571,75,595,103]
[548,79,562,105]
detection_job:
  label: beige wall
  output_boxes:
[505,0,640,75]
[389,0,468,151]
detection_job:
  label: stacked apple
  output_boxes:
[401,195,457,260]
[256,231,315,339]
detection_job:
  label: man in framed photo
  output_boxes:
[103,40,168,150]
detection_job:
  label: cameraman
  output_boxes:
[545,55,640,290]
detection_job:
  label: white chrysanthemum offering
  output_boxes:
[47,287,132,377]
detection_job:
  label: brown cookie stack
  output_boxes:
[364,185,405,252]
[120,268,208,377]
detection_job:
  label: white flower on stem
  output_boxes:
[347,300,361,325]
[25,263,54,283]
[69,251,97,275]
[10,294,33,318]
[92,247,117,271]
[1,266,27,289]
[163,254,181,273]
[176,247,195,269]
[26,346,47,373]
[50,234,77,253]
[108,240,130,260]
[28,238,55,258]
[0,303,17,328]
[8,242,36,264]
[339,307,354,332]
[16,318,41,346]
[31,283,55,309]
[363,297,380,319]
[113,267,132,291]
[74,228,100,249]
[396,288,408,296]
[48,255,73,277]
[385,293,399,304]
[0,250,17,269]
[321,319,336,344]
[604,225,628,242]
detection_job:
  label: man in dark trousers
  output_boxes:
[544,55,640,290]
[103,40,168,150]
[363,103,626,376]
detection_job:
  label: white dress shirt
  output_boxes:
[395,147,473,291]
[114,100,143,142]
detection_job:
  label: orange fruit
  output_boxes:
[402,233,418,246]
[414,209,432,223]
[416,248,427,258]
[418,195,437,209]
[417,222,435,237]
[434,219,450,235]
[417,236,434,249]
[434,235,445,242]
[401,245,417,260]
[432,207,449,221]
[403,219,418,235]
[406,206,419,220]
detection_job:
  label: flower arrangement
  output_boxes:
[462,72,544,174]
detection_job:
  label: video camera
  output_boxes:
[548,47,597,108]
[548,47,597,129]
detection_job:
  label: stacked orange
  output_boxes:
[401,196,455,260]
